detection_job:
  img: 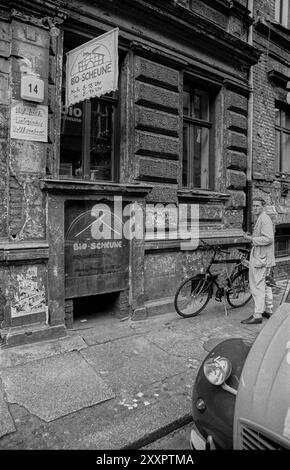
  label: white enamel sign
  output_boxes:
[21,75,44,103]
[10,101,48,142]
[66,28,119,107]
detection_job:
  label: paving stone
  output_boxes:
[0,335,87,369]
[0,351,115,422]
[81,336,188,392]
[0,379,16,438]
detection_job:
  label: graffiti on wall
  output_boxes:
[10,266,48,318]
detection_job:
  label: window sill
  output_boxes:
[144,229,246,251]
[178,188,230,203]
[40,178,153,198]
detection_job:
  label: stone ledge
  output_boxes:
[0,324,67,349]
[178,189,230,203]
[0,242,49,262]
[144,230,247,251]
[145,296,175,317]
[40,179,153,198]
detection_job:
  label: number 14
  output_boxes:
[29,83,38,94]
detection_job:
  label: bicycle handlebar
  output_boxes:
[200,239,231,254]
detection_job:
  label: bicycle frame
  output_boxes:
[204,249,246,295]
[174,242,251,318]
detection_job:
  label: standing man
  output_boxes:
[241,197,275,325]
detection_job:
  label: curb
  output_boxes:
[121,414,193,449]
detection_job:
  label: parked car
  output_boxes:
[190,284,290,450]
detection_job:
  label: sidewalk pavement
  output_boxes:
[0,294,281,450]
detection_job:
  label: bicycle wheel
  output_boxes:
[174,275,212,318]
[226,269,252,308]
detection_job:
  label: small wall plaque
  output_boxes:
[21,75,44,103]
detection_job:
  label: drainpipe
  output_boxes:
[246,0,254,233]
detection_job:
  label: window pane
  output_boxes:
[60,99,84,177]
[182,85,212,189]
[90,100,114,180]
[275,108,280,126]
[193,126,201,187]
[286,110,290,129]
[281,109,286,127]
[193,94,201,120]
[193,90,209,121]
[275,0,281,22]
[183,89,190,116]
[183,124,189,187]
[275,237,289,257]
[283,0,289,27]
[276,129,281,172]
[281,132,290,173]
[200,127,210,188]
[193,126,209,188]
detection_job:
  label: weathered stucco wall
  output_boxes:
[9,19,49,240]
[0,0,263,342]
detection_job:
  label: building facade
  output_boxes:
[0,0,283,346]
[251,0,290,277]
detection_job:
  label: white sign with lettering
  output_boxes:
[65,28,119,107]
[21,75,44,103]
[10,101,48,142]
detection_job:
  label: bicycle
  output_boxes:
[174,239,252,318]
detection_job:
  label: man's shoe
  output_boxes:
[262,311,272,319]
[241,315,262,325]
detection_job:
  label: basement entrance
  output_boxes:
[65,290,129,329]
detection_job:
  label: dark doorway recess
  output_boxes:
[73,292,119,319]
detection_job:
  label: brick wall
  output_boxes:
[252,55,276,182]
[0,20,10,238]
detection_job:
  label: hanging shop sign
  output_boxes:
[10,101,48,142]
[65,28,119,107]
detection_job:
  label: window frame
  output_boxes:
[182,83,214,190]
[275,106,290,174]
[275,0,290,29]
[275,226,290,258]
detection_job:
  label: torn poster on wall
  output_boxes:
[10,266,48,319]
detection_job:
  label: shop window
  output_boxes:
[182,84,213,189]
[60,31,120,181]
[275,226,290,257]
[275,107,290,174]
[275,0,290,28]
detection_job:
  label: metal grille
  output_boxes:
[241,424,285,450]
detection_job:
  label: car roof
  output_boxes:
[234,303,290,448]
